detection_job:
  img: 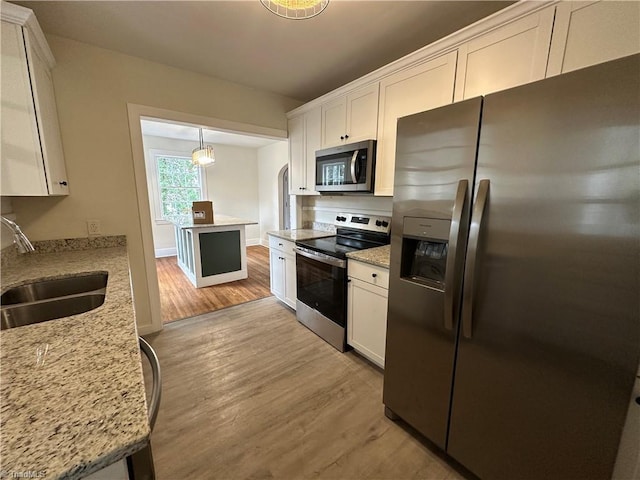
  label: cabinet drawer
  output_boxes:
[348,260,389,289]
[268,235,296,255]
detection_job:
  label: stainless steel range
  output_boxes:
[294,213,391,352]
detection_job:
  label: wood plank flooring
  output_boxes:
[156,245,272,323]
[141,297,465,480]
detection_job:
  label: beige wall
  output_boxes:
[11,35,301,329]
[204,144,261,243]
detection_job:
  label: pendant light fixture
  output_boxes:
[192,127,215,166]
[260,0,329,20]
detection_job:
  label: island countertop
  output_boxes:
[173,214,257,229]
[0,246,149,479]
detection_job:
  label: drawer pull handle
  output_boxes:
[372,273,377,278]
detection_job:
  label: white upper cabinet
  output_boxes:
[547,1,640,77]
[1,4,69,196]
[288,1,640,198]
[375,51,457,196]
[453,6,555,101]
[321,83,379,148]
[288,106,321,195]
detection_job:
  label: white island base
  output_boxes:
[174,216,257,288]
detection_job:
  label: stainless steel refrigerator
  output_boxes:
[383,54,639,480]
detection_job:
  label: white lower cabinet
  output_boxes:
[347,260,389,368]
[268,236,297,309]
[613,375,640,480]
[83,459,128,479]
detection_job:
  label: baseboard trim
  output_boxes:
[155,247,177,258]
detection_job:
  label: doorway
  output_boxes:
[127,104,288,331]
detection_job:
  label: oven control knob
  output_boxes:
[382,221,389,227]
[335,215,340,221]
[375,220,382,227]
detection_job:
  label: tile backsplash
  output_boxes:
[1,235,127,269]
[301,195,393,229]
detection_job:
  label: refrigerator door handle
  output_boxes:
[461,179,490,339]
[443,179,468,331]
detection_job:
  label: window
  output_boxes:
[152,152,206,223]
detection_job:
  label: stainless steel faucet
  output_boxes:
[1,216,35,253]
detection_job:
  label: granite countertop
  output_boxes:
[0,247,149,479]
[346,244,391,268]
[267,229,335,242]
[173,214,257,229]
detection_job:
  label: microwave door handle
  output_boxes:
[350,150,359,182]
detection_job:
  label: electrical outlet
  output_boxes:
[87,220,101,236]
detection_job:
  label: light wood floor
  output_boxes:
[156,245,272,323]
[142,297,465,480]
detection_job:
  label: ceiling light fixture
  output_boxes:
[260,0,329,20]
[192,128,215,166]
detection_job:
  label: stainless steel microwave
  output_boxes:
[315,140,376,194]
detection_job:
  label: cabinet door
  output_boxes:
[25,30,69,195]
[0,22,48,196]
[547,1,640,77]
[375,51,457,196]
[454,6,554,102]
[288,114,305,194]
[269,249,285,301]
[303,106,321,195]
[283,252,297,309]
[321,97,346,148]
[345,83,379,144]
[347,277,388,368]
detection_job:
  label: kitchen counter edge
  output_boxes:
[346,245,391,269]
[0,246,150,480]
[267,229,335,242]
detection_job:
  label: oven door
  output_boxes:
[295,247,347,327]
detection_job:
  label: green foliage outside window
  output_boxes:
[156,156,202,223]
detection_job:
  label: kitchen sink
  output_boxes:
[0,272,108,330]
[1,272,108,305]
[1,294,106,330]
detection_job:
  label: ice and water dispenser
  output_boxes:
[400,217,451,290]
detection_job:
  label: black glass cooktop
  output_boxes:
[296,228,390,260]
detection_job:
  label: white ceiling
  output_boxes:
[14,0,514,102]
[140,118,281,148]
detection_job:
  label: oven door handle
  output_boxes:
[294,247,346,269]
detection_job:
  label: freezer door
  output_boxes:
[383,97,482,449]
[448,54,640,480]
